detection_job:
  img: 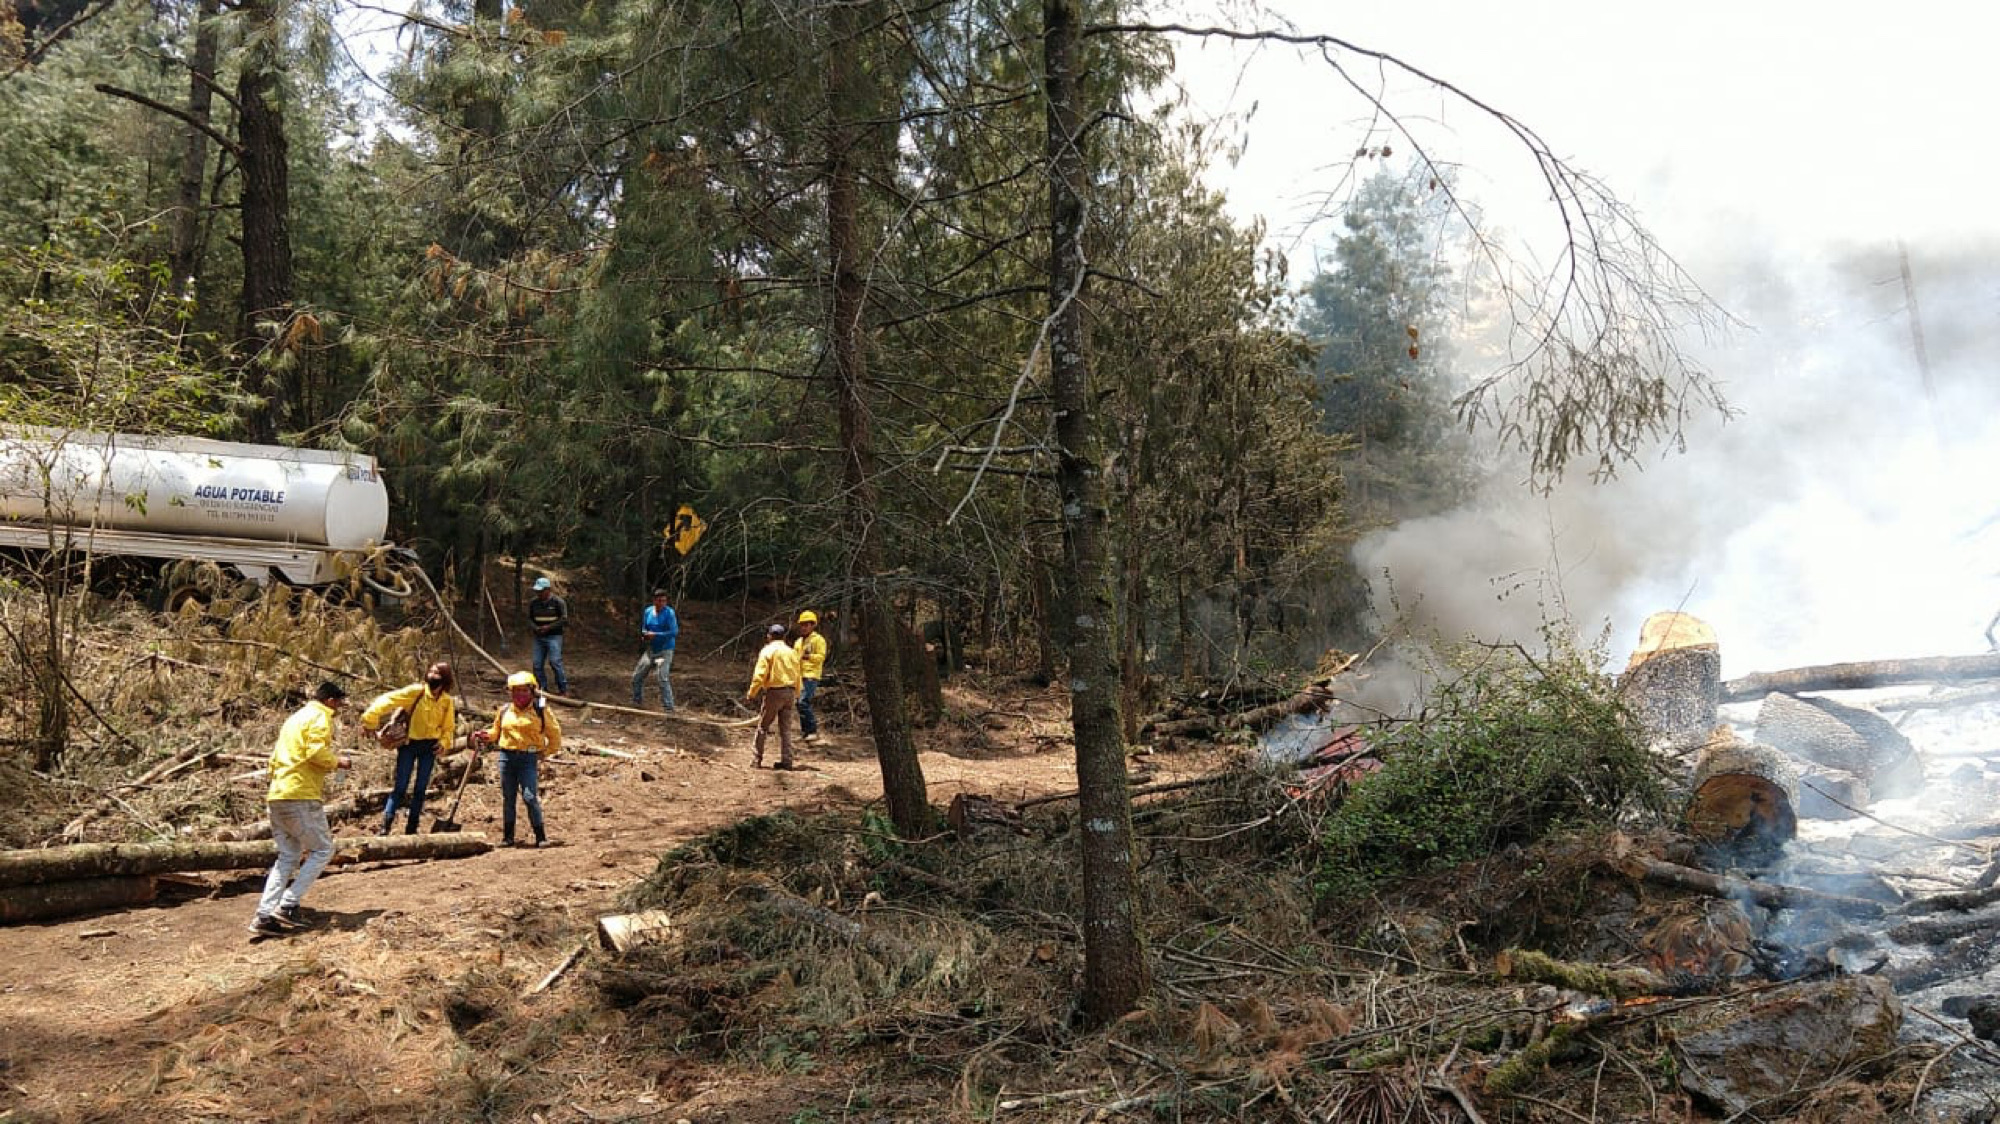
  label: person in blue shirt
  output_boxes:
[630,589,679,712]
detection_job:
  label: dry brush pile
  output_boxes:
[391,772,1954,1122]
[0,577,445,847]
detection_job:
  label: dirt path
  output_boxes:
[0,626,1200,1121]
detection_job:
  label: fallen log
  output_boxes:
[597,910,673,953]
[0,832,492,888]
[734,879,911,963]
[1494,947,1675,999]
[1755,692,1923,797]
[1146,656,1358,741]
[1900,884,2000,916]
[1612,853,1886,918]
[1721,653,2000,703]
[215,787,396,841]
[0,876,157,924]
[1874,683,2000,713]
[1888,904,2000,946]
[1685,731,1798,849]
[55,744,216,842]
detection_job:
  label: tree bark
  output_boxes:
[1046,0,1146,1025]
[826,0,928,839]
[1720,653,2000,703]
[167,0,219,299]
[0,832,491,887]
[0,876,157,924]
[235,0,294,441]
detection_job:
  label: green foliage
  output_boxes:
[1315,640,1662,901]
[857,808,903,865]
[1300,169,1476,521]
[0,239,235,430]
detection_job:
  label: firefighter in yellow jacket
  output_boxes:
[360,661,459,836]
[251,681,352,936]
[747,623,803,769]
[470,670,562,847]
[793,610,828,744]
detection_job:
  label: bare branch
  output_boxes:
[93,83,245,158]
[1094,21,1736,485]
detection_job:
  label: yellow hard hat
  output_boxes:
[506,671,538,689]
[797,610,818,623]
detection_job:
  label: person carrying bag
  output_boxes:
[360,662,459,836]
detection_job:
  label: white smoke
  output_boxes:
[1354,236,2000,684]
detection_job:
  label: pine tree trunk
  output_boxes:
[167,0,219,300]
[1045,0,1146,1025]
[235,0,294,442]
[827,1,928,839]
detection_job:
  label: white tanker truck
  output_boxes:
[0,427,408,606]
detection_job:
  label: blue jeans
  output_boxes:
[631,648,675,710]
[259,800,334,918]
[381,740,438,833]
[498,751,545,842]
[797,677,820,736]
[533,633,568,694]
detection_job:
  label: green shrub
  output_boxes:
[1316,640,1662,901]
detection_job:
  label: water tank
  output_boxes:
[0,428,389,549]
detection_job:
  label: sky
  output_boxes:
[1170,1,2000,680]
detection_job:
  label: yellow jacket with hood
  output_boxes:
[267,700,341,802]
[361,683,457,745]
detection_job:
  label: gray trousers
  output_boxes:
[259,800,334,917]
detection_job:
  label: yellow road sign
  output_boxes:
[668,504,706,555]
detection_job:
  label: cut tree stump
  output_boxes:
[1619,611,1721,755]
[1684,730,1798,849]
[1754,691,1923,798]
[0,832,492,889]
[0,876,157,924]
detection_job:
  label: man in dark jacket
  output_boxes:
[527,577,570,695]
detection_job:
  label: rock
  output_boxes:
[1670,975,1901,1116]
[1969,998,2000,1044]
